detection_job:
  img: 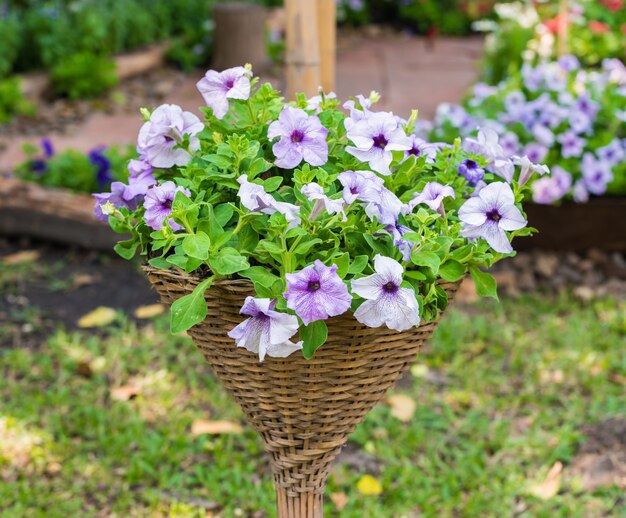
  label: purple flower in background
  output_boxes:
[582,153,613,195]
[576,93,599,120]
[346,111,412,175]
[532,124,555,147]
[284,261,352,325]
[267,106,329,169]
[93,182,139,222]
[301,182,346,220]
[88,147,113,188]
[558,55,580,72]
[512,155,549,186]
[125,159,156,199]
[499,132,519,157]
[405,135,437,163]
[523,142,548,164]
[337,170,384,204]
[137,104,203,168]
[227,297,302,362]
[597,139,624,166]
[236,174,301,228]
[557,131,586,158]
[29,159,47,174]
[504,90,526,114]
[471,82,498,101]
[573,179,589,203]
[435,103,474,132]
[351,254,420,331]
[458,159,485,185]
[459,182,527,254]
[196,66,252,119]
[41,138,54,158]
[468,128,504,161]
[568,110,593,135]
[404,182,455,216]
[531,166,571,205]
[538,102,568,128]
[383,224,415,262]
[143,181,191,231]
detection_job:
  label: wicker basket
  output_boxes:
[143,265,461,517]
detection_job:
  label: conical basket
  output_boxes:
[143,266,461,517]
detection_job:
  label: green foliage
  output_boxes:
[51,53,118,100]
[0,291,623,515]
[0,77,36,123]
[14,143,136,193]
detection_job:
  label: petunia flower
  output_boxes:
[511,155,549,186]
[597,139,624,165]
[343,94,374,131]
[337,170,384,204]
[557,131,586,158]
[143,181,191,231]
[363,186,404,225]
[93,182,140,222]
[301,182,346,221]
[196,66,252,119]
[383,224,416,262]
[227,297,303,362]
[523,142,548,164]
[267,106,329,169]
[458,159,485,185]
[345,111,412,175]
[403,182,455,216]
[137,104,204,168]
[581,153,613,195]
[351,254,420,331]
[89,147,113,188]
[124,158,156,200]
[405,135,437,163]
[284,260,352,325]
[306,91,337,113]
[458,182,527,254]
[236,174,301,228]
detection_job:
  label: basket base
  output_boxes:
[276,487,324,518]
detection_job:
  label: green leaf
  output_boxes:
[334,253,350,278]
[166,254,188,269]
[300,320,328,359]
[449,244,474,263]
[294,238,322,256]
[411,251,441,274]
[209,247,250,275]
[214,204,234,226]
[347,255,369,275]
[263,176,283,192]
[248,157,272,177]
[170,277,214,333]
[113,239,139,260]
[238,225,259,252]
[439,260,466,282]
[469,265,498,300]
[148,256,171,269]
[182,232,210,260]
[239,266,281,288]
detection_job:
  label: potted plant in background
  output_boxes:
[94,64,540,516]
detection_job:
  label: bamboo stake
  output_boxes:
[285,0,320,99]
[316,0,336,93]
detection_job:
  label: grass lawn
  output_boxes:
[1,291,625,517]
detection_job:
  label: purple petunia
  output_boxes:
[511,155,549,186]
[89,147,113,189]
[124,158,156,200]
[523,142,548,164]
[267,106,329,169]
[405,135,438,163]
[597,139,624,166]
[383,223,415,262]
[93,182,140,222]
[345,111,412,175]
[227,297,302,362]
[41,138,54,158]
[351,254,420,331]
[337,170,384,205]
[458,159,485,185]
[458,182,527,254]
[581,153,613,196]
[557,131,586,158]
[137,104,204,169]
[301,182,346,220]
[236,174,301,228]
[284,261,352,325]
[196,66,252,120]
[531,166,571,205]
[143,181,191,231]
[499,132,519,157]
[404,182,455,216]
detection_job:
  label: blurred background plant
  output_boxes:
[13,139,136,193]
[50,53,118,100]
[0,76,35,122]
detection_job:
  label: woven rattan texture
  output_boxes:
[144,266,460,500]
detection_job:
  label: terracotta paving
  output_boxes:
[0,35,483,171]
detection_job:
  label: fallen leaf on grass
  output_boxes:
[528,461,563,500]
[356,474,383,496]
[1,250,40,265]
[77,306,116,328]
[330,492,349,511]
[110,385,141,401]
[191,419,243,436]
[387,394,416,422]
[134,304,166,319]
